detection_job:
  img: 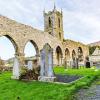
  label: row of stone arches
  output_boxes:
[0,35,39,66]
[55,46,84,66]
[0,35,84,68]
[0,35,39,54]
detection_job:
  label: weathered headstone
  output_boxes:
[11,57,20,79]
[38,43,56,82]
[27,61,33,70]
[72,58,79,69]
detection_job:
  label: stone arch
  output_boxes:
[78,47,83,62]
[55,46,63,66]
[0,35,18,53]
[23,40,40,69]
[0,34,20,79]
[24,40,39,56]
[64,48,70,67]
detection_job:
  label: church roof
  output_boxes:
[92,47,100,56]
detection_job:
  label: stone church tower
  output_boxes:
[44,5,64,42]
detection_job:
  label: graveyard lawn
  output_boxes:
[0,67,100,100]
[54,66,98,76]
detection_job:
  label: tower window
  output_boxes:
[58,18,60,28]
[49,17,52,27]
[49,32,51,34]
[59,32,61,39]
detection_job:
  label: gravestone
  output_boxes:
[72,58,76,68]
[85,56,91,68]
[38,43,56,82]
[72,58,79,69]
[64,58,67,69]
[85,61,90,68]
[76,58,79,69]
[27,61,33,70]
[11,56,20,79]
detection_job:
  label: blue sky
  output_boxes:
[0,0,100,60]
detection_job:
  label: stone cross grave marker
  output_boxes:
[38,43,56,82]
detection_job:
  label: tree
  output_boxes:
[89,46,100,55]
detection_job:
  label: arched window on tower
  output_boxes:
[49,17,52,27]
[58,18,60,28]
[59,32,61,39]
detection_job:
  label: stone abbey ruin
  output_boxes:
[0,6,89,81]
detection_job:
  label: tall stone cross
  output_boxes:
[38,43,56,82]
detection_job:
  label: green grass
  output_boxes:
[0,67,100,100]
[54,66,99,76]
[0,72,74,100]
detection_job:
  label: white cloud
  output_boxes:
[0,0,100,44]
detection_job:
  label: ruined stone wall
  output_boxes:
[0,15,89,67]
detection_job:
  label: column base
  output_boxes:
[11,75,19,79]
[38,76,56,82]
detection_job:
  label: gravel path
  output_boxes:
[55,74,81,83]
[75,80,100,100]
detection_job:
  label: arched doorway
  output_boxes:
[56,46,63,66]
[78,47,83,62]
[64,48,70,67]
[0,35,18,73]
[24,40,39,69]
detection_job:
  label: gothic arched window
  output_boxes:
[59,32,61,39]
[58,18,60,28]
[49,17,52,27]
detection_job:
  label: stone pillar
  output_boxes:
[61,56,63,66]
[64,58,67,69]
[52,51,56,66]
[17,53,25,67]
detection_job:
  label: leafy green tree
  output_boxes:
[89,46,100,55]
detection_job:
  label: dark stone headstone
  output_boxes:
[85,61,90,68]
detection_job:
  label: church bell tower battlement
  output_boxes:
[44,5,64,42]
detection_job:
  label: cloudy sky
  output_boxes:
[0,0,100,59]
[0,0,100,44]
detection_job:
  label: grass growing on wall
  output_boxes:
[0,67,100,100]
